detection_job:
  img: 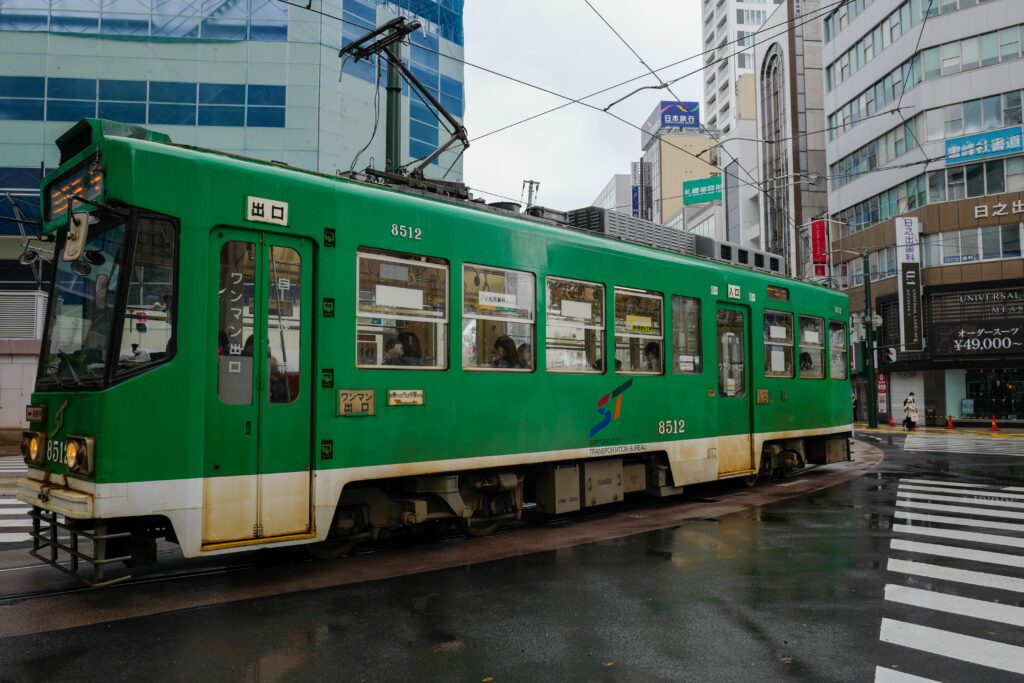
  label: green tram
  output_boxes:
[18,120,852,585]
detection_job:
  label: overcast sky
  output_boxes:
[460,0,705,212]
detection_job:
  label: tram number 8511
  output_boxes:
[658,419,686,435]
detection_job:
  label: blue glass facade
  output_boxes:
[0,0,465,236]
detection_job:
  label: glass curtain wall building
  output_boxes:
[0,0,465,246]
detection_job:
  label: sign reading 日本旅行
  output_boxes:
[945,126,1023,165]
[683,176,723,205]
[641,101,700,148]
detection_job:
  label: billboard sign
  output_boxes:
[641,101,701,148]
[930,318,1024,357]
[894,217,923,352]
[682,176,722,205]
[945,126,1023,165]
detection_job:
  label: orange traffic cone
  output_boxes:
[992,415,999,432]
[888,412,894,427]
[947,415,955,430]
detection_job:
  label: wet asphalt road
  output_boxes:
[1,434,1023,682]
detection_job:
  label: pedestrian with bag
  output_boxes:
[903,392,918,431]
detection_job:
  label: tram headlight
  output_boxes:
[66,435,95,477]
[21,430,44,466]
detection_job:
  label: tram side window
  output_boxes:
[118,217,177,376]
[267,246,302,403]
[614,287,663,374]
[671,295,702,374]
[546,276,604,373]
[798,315,825,379]
[356,249,448,369]
[217,240,256,405]
[717,309,745,397]
[764,310,794,378]
[462,264,535,371]
[829,320,849,379]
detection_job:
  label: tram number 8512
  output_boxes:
[658,419,686,435]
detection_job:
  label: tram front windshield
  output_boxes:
[37,212,128,389]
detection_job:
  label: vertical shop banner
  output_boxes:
[811,219,828,263]
[894,217,924,353]
[877,373,888,414]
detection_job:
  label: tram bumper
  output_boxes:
[16,476,94,518]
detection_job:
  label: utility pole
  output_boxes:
[863,247,878,428]
[385,31,402,173]
[522,180,540,208]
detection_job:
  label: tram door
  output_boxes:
[715,306,754,475]
[203,229,313,545]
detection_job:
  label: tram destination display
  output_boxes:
[929,318,1024,357]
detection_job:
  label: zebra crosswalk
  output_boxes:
[0,496,32,545]
[0,455,27,476]
[875,477,1024,681]
[904,434,1024,456]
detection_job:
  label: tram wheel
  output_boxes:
[743,474,758,487]
[458,514,499,537]
[307,536,356,560]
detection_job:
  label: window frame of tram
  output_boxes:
[798,314,826,379]
[545,275,605,374]
[763,309,795,378]
[613,286,664,375]
[461,263,535,372]
[217,240,256,405]
[37,209,179,391]
[671,295,703,375]
[829,320,849,380]
[266,245,301,404]
[355,248,449,370]
[717,309,746,397]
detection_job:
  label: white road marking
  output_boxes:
[899,484,1024,501]
[895,499,1024,520]
[0,532,30,543]
[895,510,1024,532]
[897,491,1024,510]
[0,500,27,507]
[892,523,1024,549]
[879,619,1024,675]
[0,518,30,528]
[885,584,1024,627]
[873,666,939,683]
[905,479,1000,489]
[890,539,1024,568]
[887,558,1024,594]
[903,435,1024,457]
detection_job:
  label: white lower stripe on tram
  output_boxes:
[873,666,939,683]
[890,540,1024,568]
[897,491,1024,510]
[899,484,1024,501]
[896,500,1024,520]
[887,559,1024,594]
[895,511,1024,532]
[879,619,1024,675]
[885,584,1024,627]
[892,523,1024,549]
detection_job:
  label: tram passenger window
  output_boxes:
[614,287,663,374]
[217,240,256,404]
[717,309,745,397]
[671,295,702,374]
[545,276,604,373]
[798,315,825,379]
[267,246,301,403]
[829,321,849,379]
[118,217,177,376]
[763,310,794,378]
[356,249,448,369]
[462,264,534,371]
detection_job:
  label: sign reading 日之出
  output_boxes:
[945,126,1023,166]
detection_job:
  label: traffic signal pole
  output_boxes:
[863,247,877,428]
